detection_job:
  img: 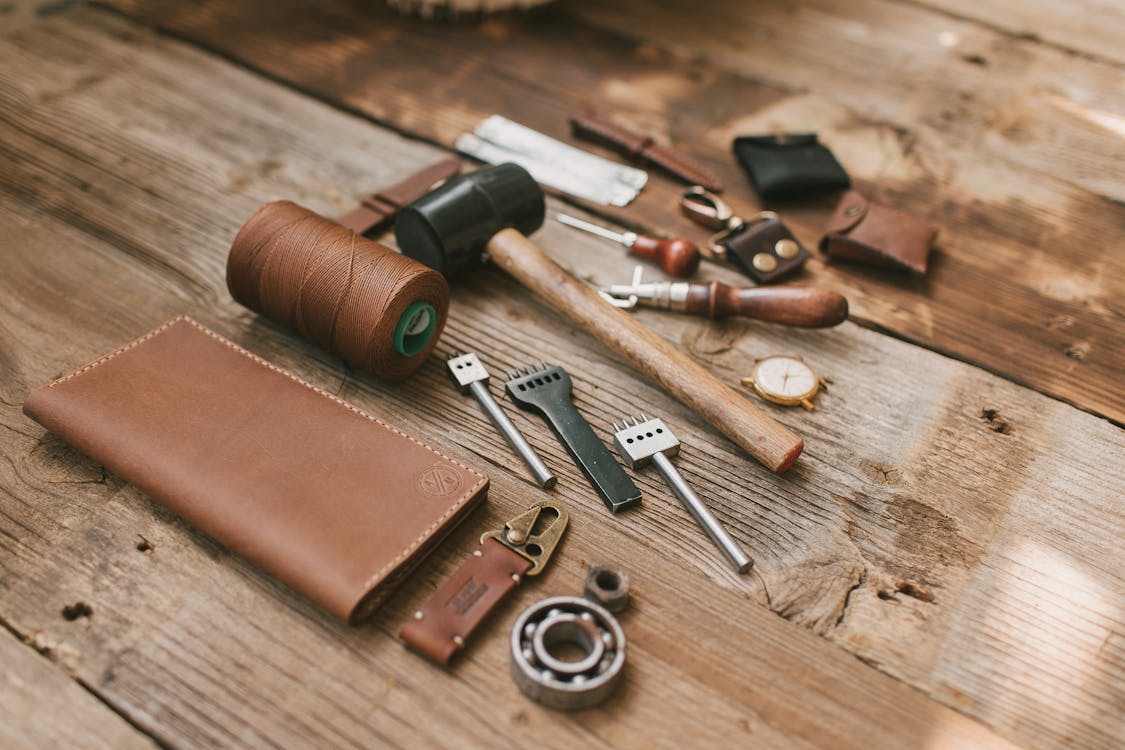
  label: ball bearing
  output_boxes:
[510,595,626,711]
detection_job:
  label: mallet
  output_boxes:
[395,164,804,473]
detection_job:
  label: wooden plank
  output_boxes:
[912,0,1125,67]
[566,0,1125,200]
[0,627,158,750]
[0,9,1121,749]
[100,0,1125,429]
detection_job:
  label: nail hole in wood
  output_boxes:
[61,602,93,621]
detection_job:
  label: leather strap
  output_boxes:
[337,157,462,235]
[569,110,722,191]
[400,537,533,666]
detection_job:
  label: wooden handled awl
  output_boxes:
[602,266,849,328]
[395,164,804,474]
[554,213,701,278]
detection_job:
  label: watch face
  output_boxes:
[753,356,818,399]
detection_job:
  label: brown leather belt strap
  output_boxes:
[569,110,723,191]
[337,157,462,235]
[400,537,533,666]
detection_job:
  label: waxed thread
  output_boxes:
[226,201,449,381]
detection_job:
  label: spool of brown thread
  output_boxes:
[227,200,449,381]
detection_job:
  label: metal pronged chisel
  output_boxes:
[505,362,641,513]
[612,414,753,573]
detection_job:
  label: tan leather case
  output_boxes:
[23,316,488,623]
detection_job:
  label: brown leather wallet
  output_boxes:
[820,191,938,275]
[23,316,488,623]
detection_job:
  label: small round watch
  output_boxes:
[740,355,826,411]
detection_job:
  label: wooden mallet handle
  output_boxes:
[487,229,804,473]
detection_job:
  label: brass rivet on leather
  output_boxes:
[845,205,861,217]
[752,252,778,272]
[775,238,800,259]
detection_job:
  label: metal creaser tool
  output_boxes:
[448,352,556,489]
[612,415,753,573]
[505,362,642,513]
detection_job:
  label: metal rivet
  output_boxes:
[844,205,861,217]
[752,253,778,272]
[774,238,800,259]
[507,528,526,544]
[453,635,465,646]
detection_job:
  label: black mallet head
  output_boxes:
[395,163,545,279]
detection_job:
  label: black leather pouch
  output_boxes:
[733,134,850,201]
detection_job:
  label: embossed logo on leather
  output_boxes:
[416,463,463,497]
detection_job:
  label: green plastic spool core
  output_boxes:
[393,301,437,357]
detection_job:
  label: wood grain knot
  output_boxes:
[980,408,1013,435]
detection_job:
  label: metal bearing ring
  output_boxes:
[583,566,629,612]
[510,595,626,711]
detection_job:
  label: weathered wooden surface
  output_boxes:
[101,0,1125,427]
[0,626,159,750]
[916,0,1125,66]
[0,5,1122,750]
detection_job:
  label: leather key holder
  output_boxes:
[570,110,723,191]
[720,214,812,284]
[400,502,568,666]
[732,133,850,201]
[820,190,938,275]
[338,157,462,235]
[681,187,811,284]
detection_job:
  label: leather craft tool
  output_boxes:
[570,109,723,191]
[395,163,804,474]
[505,363,641,514]
[227,201,449,381]
[554,212,701,278]
[401,502,568,666]
[612,415,753,573]
[511,595,626,711]
[601,265,849,328]
[741,355,827,411]
[454,115,647,206]
[447,351,556,488]
[680,187,812,284]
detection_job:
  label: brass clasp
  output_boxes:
[482,501,569,576]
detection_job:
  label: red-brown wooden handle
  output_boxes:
[630,235,701,278]
[686,283,849,327]
[486,229,803,474]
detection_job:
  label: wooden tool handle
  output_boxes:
[687,283,849,327]
[630,235,701,278]
[487,229,803,473]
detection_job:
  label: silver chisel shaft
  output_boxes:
[448,352,556,489]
